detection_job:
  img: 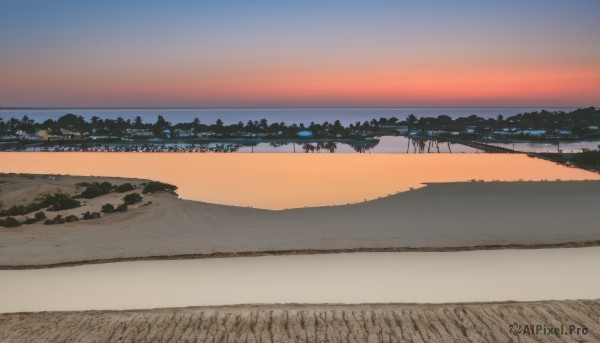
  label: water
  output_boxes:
[1,248,599,312]
[236,136,480,153]
[0,107,577,125]
[490,141,600,153]
[1,153,598,209]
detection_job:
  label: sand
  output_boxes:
[1,174,600,267]
[1,300,598,342]
[2,249,600,312]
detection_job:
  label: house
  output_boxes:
[125,128,154,138]
[37,129,85,141]
[173,129,195,138]
[396,126,409,134]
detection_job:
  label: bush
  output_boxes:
[115,204,128,212]
[80,181,113,199]
[43,219,53,225]
[23,217,37,224]
[34,212,46,221]
[142,181,177,194]
[50,215,65,225]
[82,211,101,220]
[101,203,115,214]
[116,183,135,193]
[123,193,142,205]
[65,215,79,222]
[3,216,21,227]
[43,193,81,211]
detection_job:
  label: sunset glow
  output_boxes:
[1,1,599,107]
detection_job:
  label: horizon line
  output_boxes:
[0,106,588,111]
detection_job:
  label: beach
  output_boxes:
[2,172,600,267]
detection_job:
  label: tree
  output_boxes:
[101,203,115,214]
[407,114,417,133]
[123,192,142,205]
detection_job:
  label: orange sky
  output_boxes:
[1,1,599,107]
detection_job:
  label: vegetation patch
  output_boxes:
[142,181,178,194]
[123,193,142,205]
[79,181,113,199]
[116,183,135,193]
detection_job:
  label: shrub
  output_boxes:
[115,204,128,212]
[82,211,101,220]
[142,181,177,194]
[65,215,79,222]
[50,215,65,225]
[123,193,142,205]
[80,181,113,199]
[43,219,53,225]
[23,217,37,224]
[43,193,81,211]
[34,212,46,221]
[101,203,115,214]
[116,183,135,193]
[3,216,21,227]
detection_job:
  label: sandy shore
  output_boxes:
[1,174,600,268]
[1,300,597,342]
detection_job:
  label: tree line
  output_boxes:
[1,107,599,138]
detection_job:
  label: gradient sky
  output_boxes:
[1,0,599,107]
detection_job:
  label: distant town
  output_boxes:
[1,107,599,153]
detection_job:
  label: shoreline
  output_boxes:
[2,240,599,270]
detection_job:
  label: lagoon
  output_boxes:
[1,153,598,209]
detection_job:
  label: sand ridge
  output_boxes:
[1,300,598,342]
[2,175,600,268]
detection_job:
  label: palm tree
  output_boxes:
[407,114,417,134]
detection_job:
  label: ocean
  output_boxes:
[0,107,577,125]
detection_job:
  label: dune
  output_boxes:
[1,300,598,342]
[1,174,599,268]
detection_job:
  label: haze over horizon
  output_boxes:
[1,1,599,108]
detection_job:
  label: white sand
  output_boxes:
[1,248,600,313]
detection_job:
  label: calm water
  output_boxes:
[0,107,576,125]
[490,141,600,153]
[1,248,599,312]
[1,153,598,209]
[236,136,480,153]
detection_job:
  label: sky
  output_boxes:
[0,0,599,108]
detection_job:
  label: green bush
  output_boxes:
[43,193,81,211]
[82,211,101,220]
[34,212,46,221]
[65,215,79,222]
[123,193,142,205]
[80,181,113,199]
[3,216,21,227]
[115,204,128,212]
[142,181,177,194]
[49,215,65,225]
[101,203,115,214]
[116,183,135,193]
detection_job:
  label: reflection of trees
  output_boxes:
[269,141,289,148]
[301,142,338,153]
[302,143,316,153]
[408,138,449,153]
[345,141,377,153]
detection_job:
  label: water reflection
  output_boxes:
[1,153,598,209]
[15,136,481,153]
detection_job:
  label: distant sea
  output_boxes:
[0,107,578,125]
